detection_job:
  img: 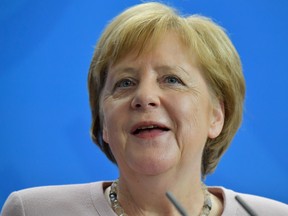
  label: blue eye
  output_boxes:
[164,76,183,85]
[116,79,134,88]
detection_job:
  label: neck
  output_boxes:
[116,170,205,216]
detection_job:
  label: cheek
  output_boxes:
[102,101,115,143]
[169,94,212,144]
[102,98,129,144]
[172,95,200,126]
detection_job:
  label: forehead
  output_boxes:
[110,31,196,69]
[105,33,205,91]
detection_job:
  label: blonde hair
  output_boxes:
[88,2,245,176]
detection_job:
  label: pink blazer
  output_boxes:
[1,181,287,216]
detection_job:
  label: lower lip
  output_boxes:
[133,129,168,139]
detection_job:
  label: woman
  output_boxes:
[1,2,287,216]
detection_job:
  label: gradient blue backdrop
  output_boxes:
[1,0,288,209]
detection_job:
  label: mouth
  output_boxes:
[131,122,170,135]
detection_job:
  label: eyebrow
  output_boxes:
[155,65,190,76]
[110,67,139,75]
[110,64,190,77]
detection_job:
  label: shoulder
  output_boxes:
[237,190,288,215]
[1,181,112,216]
[209,186,288,216]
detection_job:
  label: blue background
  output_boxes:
[1,0,288,209]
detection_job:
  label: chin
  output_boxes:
[127,153,179,176]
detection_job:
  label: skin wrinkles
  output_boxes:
[100,32,224,215]
[102,61,213,170]
[102,64,201,99]
[102,64,204,139]
[101,66,203,144]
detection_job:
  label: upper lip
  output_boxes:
[130,121,170,134]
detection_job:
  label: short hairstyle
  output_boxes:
[88,2,245,176]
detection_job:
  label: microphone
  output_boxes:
[166,191,188,216]
[166,192,258,216]
[235,195,258,216]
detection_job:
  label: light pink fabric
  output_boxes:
[1,181,287,216]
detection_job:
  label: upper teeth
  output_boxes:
[138,125,157,130]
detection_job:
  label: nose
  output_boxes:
[131,81,161,110]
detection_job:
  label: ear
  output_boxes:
[208,99,225,139]
[102,120,109,144]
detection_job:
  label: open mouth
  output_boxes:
[132,125,170,135]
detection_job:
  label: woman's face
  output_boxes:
[101,32,224,177]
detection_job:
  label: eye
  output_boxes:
[115,78,135,88]
[163,75,184,85]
